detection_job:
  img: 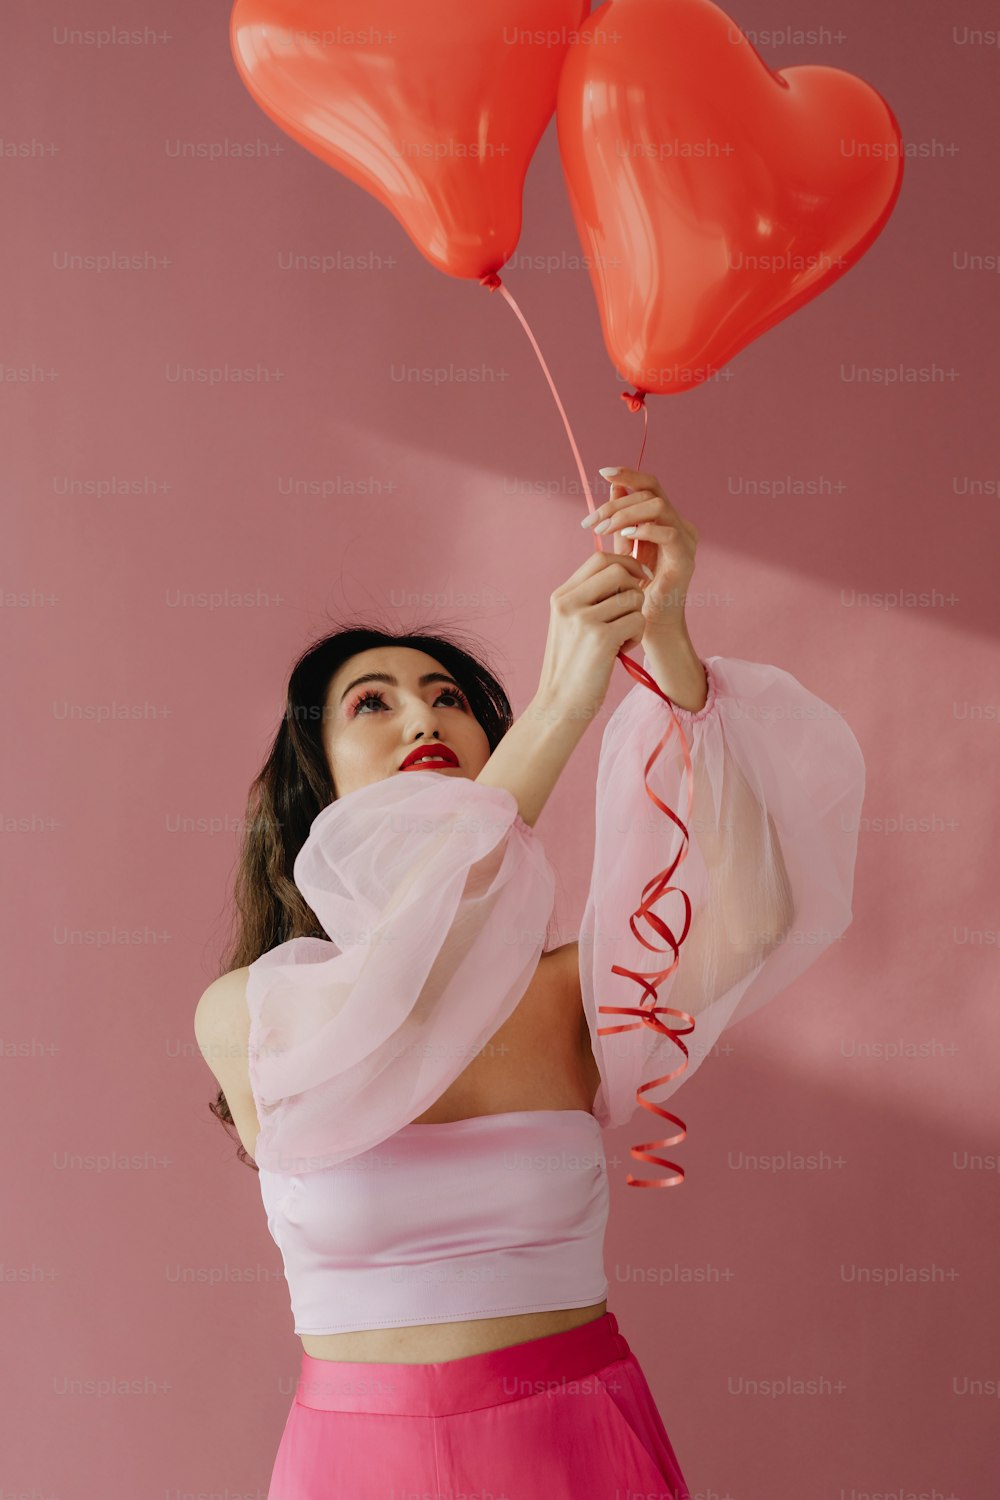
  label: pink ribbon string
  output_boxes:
[481,271,698,1187]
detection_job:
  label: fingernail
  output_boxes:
[580,512,599,528]
[641,564,654,580]
[598,466,621,478]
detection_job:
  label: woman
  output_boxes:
[195,468,865,1498]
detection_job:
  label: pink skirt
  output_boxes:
[266,1310,692,1499]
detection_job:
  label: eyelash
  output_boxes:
[349,687,469,717]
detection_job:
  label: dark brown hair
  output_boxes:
[210,619,518,1167]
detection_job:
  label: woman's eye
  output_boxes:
[351,687,467,717]
[351,689,386,715]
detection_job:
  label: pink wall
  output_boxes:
[2,2,996,1497]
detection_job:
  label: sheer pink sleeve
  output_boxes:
[579,655,866,1149]
[247,771,557,1173]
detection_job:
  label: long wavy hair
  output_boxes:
[210,618,520,1168]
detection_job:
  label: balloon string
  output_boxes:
[480,270,697,1188]
[626,390,650,472]
[480,271,598,512]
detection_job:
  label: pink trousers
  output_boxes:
[266,1310,691,1499]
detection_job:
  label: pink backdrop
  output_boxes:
[3,2,997,1497]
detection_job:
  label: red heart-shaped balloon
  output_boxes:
[231,0,588,280]
[557,0,905,394]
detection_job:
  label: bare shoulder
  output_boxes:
[194,966,261,1157]
[194,968,253,1101]
[194,966,252,1072]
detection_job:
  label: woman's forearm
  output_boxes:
[641,623,709,713]
[475,692,590,829]
[640,629,796,971]
[474,627,708,834]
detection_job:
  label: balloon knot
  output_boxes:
[480,271,503,291]
[621,389,647,413]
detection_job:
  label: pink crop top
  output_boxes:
[257,1110,609,1335]
[246,656,865,1336]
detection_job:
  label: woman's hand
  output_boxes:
[535,550,651,721]
[583,466,698,638]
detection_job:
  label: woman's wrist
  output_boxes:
[640,623,711,716]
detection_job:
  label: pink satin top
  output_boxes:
[246,656,865,1336]
[257,1110,609,1335]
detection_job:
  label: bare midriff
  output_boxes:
[298,1300,609,1364]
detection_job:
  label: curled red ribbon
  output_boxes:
[480,269,700,1188]
[597,650,700,1188]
